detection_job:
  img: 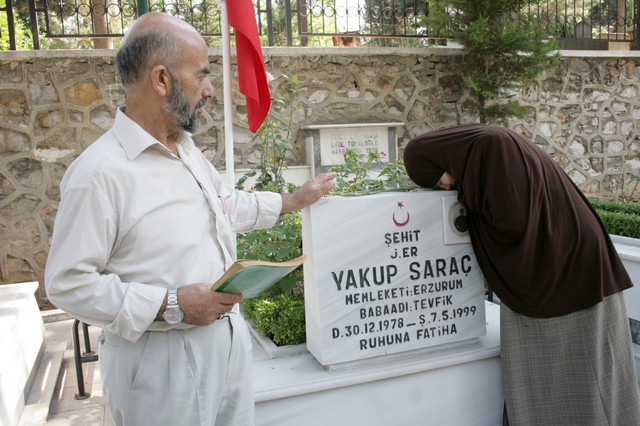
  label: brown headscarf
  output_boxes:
[404,123,632,317]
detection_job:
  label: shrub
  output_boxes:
[246,293,306,346]
[590,198,640,217]
[590,198,640,239]
[597,211,640,238]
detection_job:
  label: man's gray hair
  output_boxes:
[116,29,180,86]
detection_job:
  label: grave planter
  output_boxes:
[611,234,640,383]
[252,301,503,426]
[246,320,308,359]
[251,190,503,424]
[248,202,640,425]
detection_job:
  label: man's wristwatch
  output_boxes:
[162,289,184,325]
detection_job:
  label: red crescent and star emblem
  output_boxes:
[392,201,410,227]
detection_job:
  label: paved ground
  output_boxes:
[43,318,113,426]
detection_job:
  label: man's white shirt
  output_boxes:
[45,108,281,342]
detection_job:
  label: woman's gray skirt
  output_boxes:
[501,292,640,425]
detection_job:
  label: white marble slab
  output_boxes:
[0,282,45,426]
[302,191,487,366]
[253,301,503,426]
[612,235,640,321]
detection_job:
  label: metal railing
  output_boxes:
[0,0,16,50]
[526,0,638,42]
[2,0,639,50]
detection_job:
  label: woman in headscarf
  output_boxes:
[404,123,640,425]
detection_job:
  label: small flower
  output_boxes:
[266,72,275,83]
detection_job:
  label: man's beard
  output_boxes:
[165,74,207,133]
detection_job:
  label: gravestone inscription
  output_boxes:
[303,123,402,176]
[302,190,486,366]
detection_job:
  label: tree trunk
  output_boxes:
[299,0,308,46]
[92,0,113,49]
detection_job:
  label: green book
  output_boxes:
[211,254,307,298]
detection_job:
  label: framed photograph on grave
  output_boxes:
[442,195,471,245]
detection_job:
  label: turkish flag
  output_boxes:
[227,0,271,133]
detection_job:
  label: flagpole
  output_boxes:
[221,0,235,188]
[221,0,238,280]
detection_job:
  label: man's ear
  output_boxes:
[150,65,171,97]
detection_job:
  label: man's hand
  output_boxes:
[281,172,336,214]
[157,283,243,325]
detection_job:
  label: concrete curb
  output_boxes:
[41,309,72,324]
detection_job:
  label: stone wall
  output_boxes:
[1,47,640,302]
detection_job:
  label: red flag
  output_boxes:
[227,0,271,133]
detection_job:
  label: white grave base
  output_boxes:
[253,301,503,426]
[613,235,640,321]
[0,282,45,426]
[611,235,640,383]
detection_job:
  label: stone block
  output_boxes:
[0,89,28,125]
[67,81,102,107]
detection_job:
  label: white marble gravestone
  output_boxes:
[302,190,487,367]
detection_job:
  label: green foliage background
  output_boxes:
[426,0,560,124]
[590,198,640,238]
[0,3,32,50]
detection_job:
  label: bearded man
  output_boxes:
[45,12,335,426]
